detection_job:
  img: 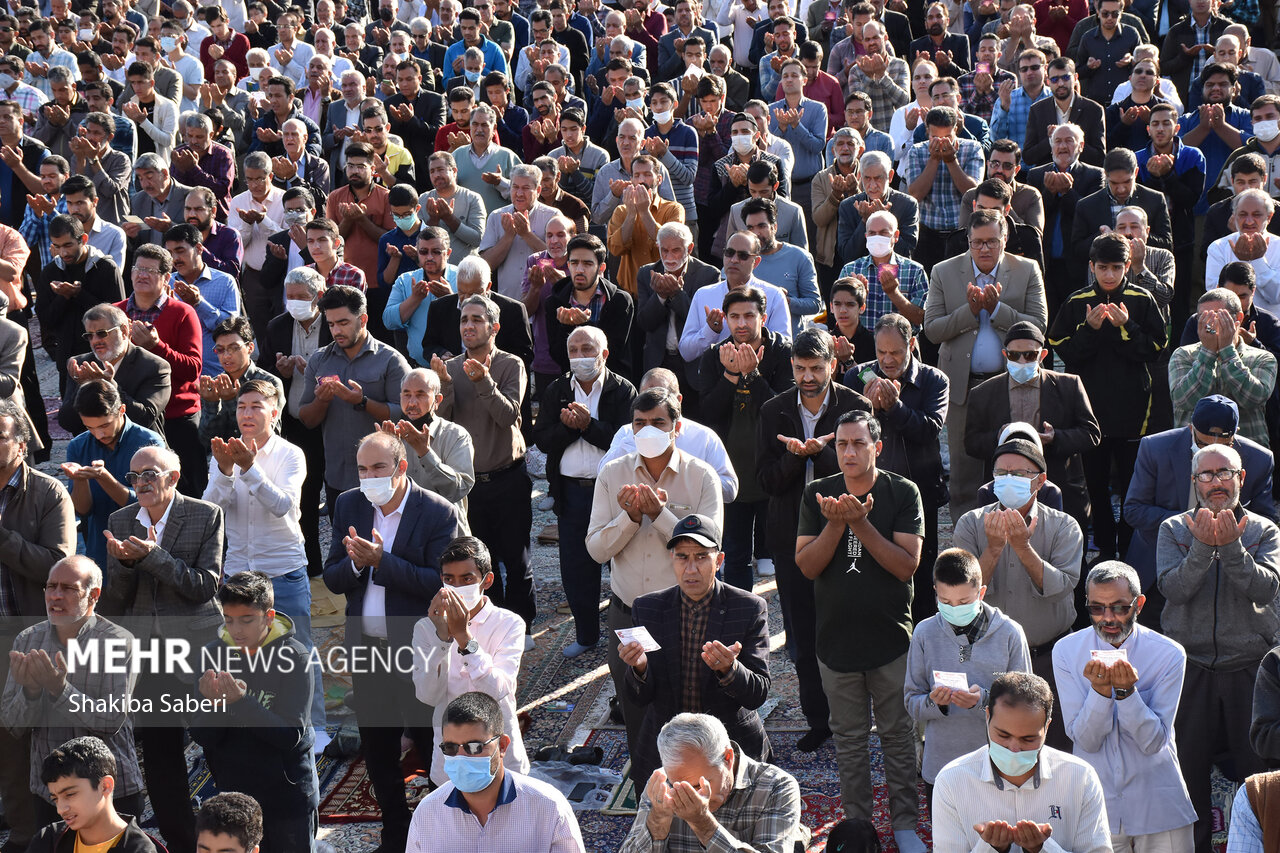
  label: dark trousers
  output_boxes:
[468,461,535,629]
[695,204,718,261]
[913,225,953,275]
[722,498,769,591]
[365,285,391,343]
[134,671,196,853]
[773,549,830,731]
[351,648,432,853]
[1030,642,1071,752]
[558,478,602,646]
[605,598,647,783]
[10,308,50,460]
[1082,436,1139,559]
[282,411,327,573]
[910,508,940,624]
[0,641,34,848]
[33,791,146,829]
[165,412,207,498]
[261,808,317,853]
[1177,661,1266,853]
[239,265,277,354]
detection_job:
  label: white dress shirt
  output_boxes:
[933,745,1113,853]
[1206,232,1280,316]
[1052,625,1197,837]
[228,186,285,271]
[599,418,740,503]
[411,599,530,787]
[406,770,586,853]
[269,40,315,87]
[678,278,793,362]
[363,488,407,639]
[201,433,307,578]
[559,376,607,478]
[136,496,175,542]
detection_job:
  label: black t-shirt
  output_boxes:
[135,97,157,156]
[797,468,924,673]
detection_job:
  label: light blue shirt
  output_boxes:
[679,276,793,362]
[1052,624,1198,836]
[87,217,126,271]
[767,97,828,181]
[443,38,510,80]
[382,264,460,365]
[753,244,822,336]
[970,259,1005,374]
[1228,785,1263,853]
[171,264,242,376]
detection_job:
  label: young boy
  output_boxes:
[196,792,264,853]
[904,548,1033,788]
[27,736,158,852]
[189,571,318,853]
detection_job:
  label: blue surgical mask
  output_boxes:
[160,35,178,53]
[988,739,1040,777]
[443,754,496,792]
[464,69,482,83]
[992,474,1034,510]
[937,599,981,627]
[393,213,417,232]
[1007,358,1037,384]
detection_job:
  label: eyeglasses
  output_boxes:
[969,238,1002,250]
[1098,9,1119,17]
[439,734,500,756]
[1048,73,1072,83]
[133,266,164,277]
[1019,63,1041,72]
[416,247,445,256]
[1084,598,1138,617]
[1193,468,1242,483]
[125,469,173,486]
[213,342,247,355]
[723,248,758,260]
[1132,68,1154,75]
[82,327,121,341]
[993,468,1040,478]
[1004,349,1040,362]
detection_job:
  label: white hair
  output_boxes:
[618,117,645,137]
[403,366,441,396]
[457,254,492,285]
[859,150,892,174]
[657,221,693,245]
[866,209,898,232]
[568,325,608,352]
[1192,443,1243,474]
[657,713,732,770]
[1085,561,1142,598]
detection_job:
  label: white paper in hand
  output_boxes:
[616,626,661,652]
[933,670,970,691]
[1090,648,1129,666]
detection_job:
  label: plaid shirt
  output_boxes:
[18,195,67,269]
[1225,0,1260,26]
[569,283,605,322]
[839,253,929,331]
[959,67,1017,122]
[0,614,145,798]
[622,750,809,853]
[847,56,911,132]
[0,82,46,120]
[123,291,167,325]
[679,588,714,712]
[0,469,19,617]
[1193,20,1214,80]
[900,138,986,231]
[989,86,1050,149]
[310,261,367,291]
[1170,342,1278,447]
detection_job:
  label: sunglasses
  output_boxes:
[82,327,122,341]
[723,248,757,260]
[1048,73,1072,83]
[1004,349,1041,362]
[1019,63,1041,71]
[1084,598,1137,617]
[439,734,500,756]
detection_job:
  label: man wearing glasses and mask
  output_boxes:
[1156,442,1280,853]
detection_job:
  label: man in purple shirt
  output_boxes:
[184,186,244,277]
[170,112,235,220]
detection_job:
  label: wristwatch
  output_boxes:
[459,638,480,656]
[354,395,368,411]
[1113,687,1133,700]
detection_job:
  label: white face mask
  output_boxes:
[730,133,755,154]
[634,424,673,458]
[570,356,602,381]
[77,28,95,42]
[1255,119,1280,141]
[359,475,397,507]
[286,299,315,320]
[0,73,16,90]
[626,97,645,110]
[453,581,484,609]
[866,234,894,257]
[651,109,673,125]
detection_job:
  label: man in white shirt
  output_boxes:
[268,10,316,87]
[1205,189,1280,316]
[228,151,285,347]
[407,692,585,853]
[411,536,529,787]
[159,19,203,112]
[932,671,1112,853]
[1052,562,1196,853]
[201,378,329,749]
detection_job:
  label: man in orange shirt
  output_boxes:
[325,142,393,337]
[606,153,685,297]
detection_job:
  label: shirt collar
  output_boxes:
[375,485,409,519]
[444,770,517,812]
[137,496,176,533]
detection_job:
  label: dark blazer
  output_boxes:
[624,582,772,784]
[843,355,950,510]
[322,480,462,652]
[262,310,334,379]
[907,33,972,74]
[258,231,314,325]
[1023,95,1107,167]
[1023,160,1105,268]
[59,345,172,438]
[271,153,332,203]
[385,89,447,168]
[101,493,224,664]
[882,9,914,57]
[698,328,795,416]
[945,215,1045,275]
[964,368,1101,523]
[756,384,873,554]
[723,68,751,112]
[533,369,637,505]
[0,463,75,619]
[1159,14,1231,103]
[836,189,920,267]
[545,276,635,378]
[635,257,721,373]
[1068,183,1173,282]
[422,290,534,366]
[1123,426,1276,587]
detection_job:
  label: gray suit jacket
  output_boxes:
[102,493,224,671]
[922,252,1048,405]
[727,197,809,252]
[0,316,39,452]
[635,256,722,372]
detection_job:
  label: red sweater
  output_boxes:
[116,297,202,420]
